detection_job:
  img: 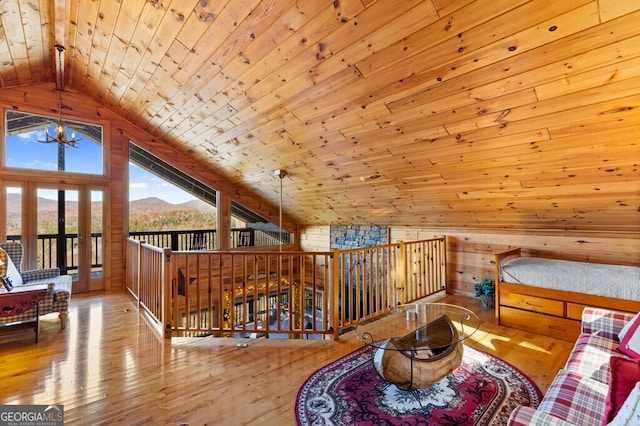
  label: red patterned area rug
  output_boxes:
[295,345,541,426]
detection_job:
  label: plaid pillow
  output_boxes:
[0,248,7,276]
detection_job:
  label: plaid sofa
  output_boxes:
[0,241,72,329]
[508,307,636,426]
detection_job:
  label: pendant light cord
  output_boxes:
[55,45,65,121]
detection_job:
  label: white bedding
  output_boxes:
[501,257,640,300]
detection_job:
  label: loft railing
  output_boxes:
[126,237,446,340]
[333,238,447,331]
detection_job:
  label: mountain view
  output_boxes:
[128,197,217,231]
[5,193,220,235]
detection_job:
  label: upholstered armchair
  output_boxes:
[0,241,72,329]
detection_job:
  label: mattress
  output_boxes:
[501,257,640,300]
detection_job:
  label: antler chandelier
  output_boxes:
[39,45,80,147]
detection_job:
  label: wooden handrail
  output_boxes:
[126,237,447,340]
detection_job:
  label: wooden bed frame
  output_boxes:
[494,248,640,341]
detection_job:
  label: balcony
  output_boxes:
[7,228,293,277]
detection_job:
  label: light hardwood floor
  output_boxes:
[0,292,574,425]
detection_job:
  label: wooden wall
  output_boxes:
[392,227,640,297]
[300,225,640,298]
[300,226,331,253]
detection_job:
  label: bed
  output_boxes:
[494,248,640,341]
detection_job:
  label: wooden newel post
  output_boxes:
[331,249,340,341]
[162,247,172,338]
[136,241,144,307]
[396,241,406,305]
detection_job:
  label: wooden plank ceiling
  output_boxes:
[0,0,638,231]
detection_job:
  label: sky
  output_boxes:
[128,164,196,203]
[6,128,196,204]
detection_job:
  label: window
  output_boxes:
[129,142,292,249]
[4,110,103,175]
[129,143,218,249]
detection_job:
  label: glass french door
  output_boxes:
[88,189,104,291]
[3,182,104,293]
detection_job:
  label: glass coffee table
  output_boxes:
[355,303,480,390]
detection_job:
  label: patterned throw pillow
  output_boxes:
[619,313,640,342]
[0,248,7,276]
[620,314,640,359]
[0,248,23,287]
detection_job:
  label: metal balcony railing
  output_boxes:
[127,228,291,250]
[7,232,102,275]
[7,228,292,273]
